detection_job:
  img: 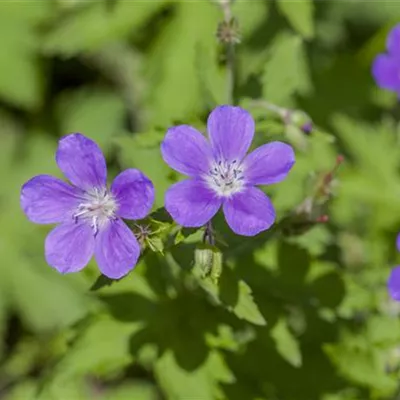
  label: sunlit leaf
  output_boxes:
[262,32,311,107]
[276,0,315,39]
[271,318,302,367]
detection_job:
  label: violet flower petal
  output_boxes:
[45,221,94,273]
[56,133,107,191]
[387,24,400,56]
[223,186,275,236]
[94,219,140,279]
[21,175,82,224]
[372,54,400,91]
[111,169,154,220]
[207,105,255,163]
[243,141,295,185]
[165,179,221,227]
[161,125,213,176]
[388,266,400,301]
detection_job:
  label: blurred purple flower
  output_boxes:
[372,24,400,94]
[301,121,313,135]
[161,105,295,236]
[20,133,154,279]
[388,234,400,301]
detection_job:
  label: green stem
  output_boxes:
[248,99,288,119]
[226,43,235,105]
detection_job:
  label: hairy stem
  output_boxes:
[203,220,216,246]
[220,0,235,104]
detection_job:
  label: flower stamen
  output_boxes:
[73,187,117,233]
[205,159,245,197]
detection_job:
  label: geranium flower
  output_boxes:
[372,24,400,95]
[388,234,400,301]
[20,133,154,279]
[161,105,295,236]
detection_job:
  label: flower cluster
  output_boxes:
[21,106,295,279]
[20,22,400,294]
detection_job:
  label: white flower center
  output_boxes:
[205,159,245,197]
[73,187,117,235]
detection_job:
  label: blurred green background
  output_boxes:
[2,0,400,399]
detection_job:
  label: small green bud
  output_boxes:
[194,244,223,283]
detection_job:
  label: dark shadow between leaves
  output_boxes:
[90,274,115,291]
[277,241,311,300]
[149,207,173,224]
[100,292,157,322]
[101,288,225,372]
[169,242,197,271]
[144,252,175,297]
[221,305,345,400]
[220,240,346,399]
[309,272,345,309]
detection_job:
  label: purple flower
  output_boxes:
[372,24,400,95]
[388,233,400,301]
[20,133,154,279]
[161,105,295,236]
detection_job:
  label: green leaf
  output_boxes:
[0,3,50,109]
[365,315,400,346]
[46,316,140,386]
[103,382,160,400]
[0,218,91,333]
[38,380,91,400]
[262,32,311,107]
[173,227,203,246]
[337,277,376,319]
[322,391,363,400]
[192,254,266,326]
[2,337,41,381]
[324,341,397,396]
[206,325,243,352]
[154,350,234,400]
[331,114,400,229]
[195,277,267,327]
[1,245,92,333]
[55,87,126,149]
[81,42,144,129]
[270,318,302,367]
[289,225,332,256]
[332,114,400,177]
[232,0,269,39]
[231,280,267,326]
[276,0,315,39]
[326,1,400,29]
[5,377,90,400]
[3,380,38,400]
[144,1,225,126]
[42,0,169,57]
[146,236,165,255]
